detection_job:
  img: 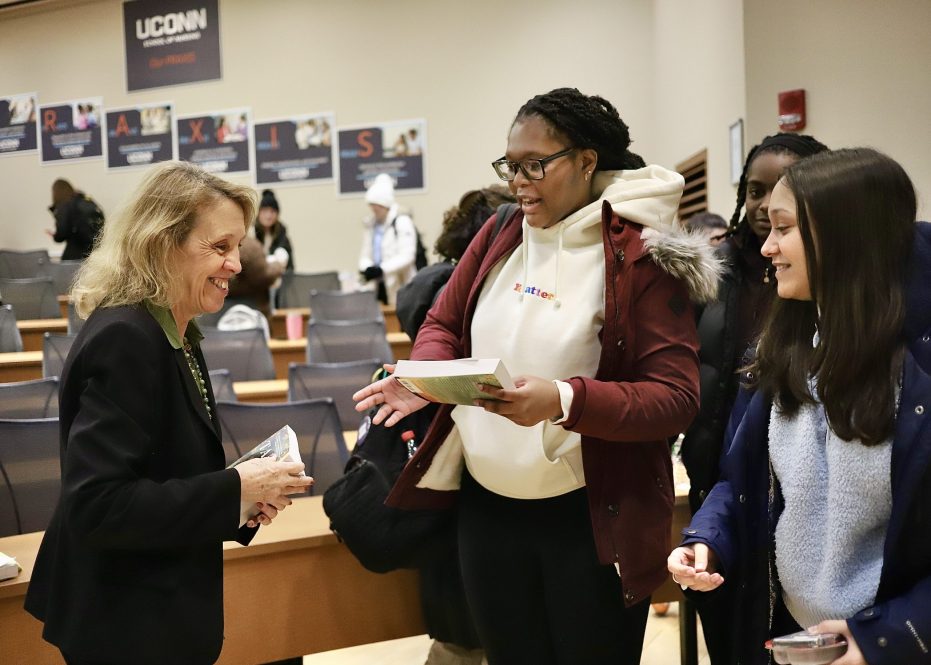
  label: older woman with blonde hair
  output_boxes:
[25,161,312,665]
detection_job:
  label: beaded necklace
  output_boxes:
[182,337,213,421]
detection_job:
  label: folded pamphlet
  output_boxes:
[0,552,20,582]
[393,358,516,405]
[227,425,304,526]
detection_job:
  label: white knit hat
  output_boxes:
[365,173,395,208]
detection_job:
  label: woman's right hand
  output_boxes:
[235,459,313,505]
[352,364,429,426]
[667,544,725,592]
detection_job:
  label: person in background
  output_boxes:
[407,127,423,155]
[684,212,728,247]
[227,234,283,320]
[215,116,228,144]
[669,148,930,665]
[359,173,417,306]
[677,133,827,663]
[24,161,312,665]
[393,132,410,156]
[396,185,515,338]
[355,88,720,665]
[255,189,294,271]
[45,178,105,260]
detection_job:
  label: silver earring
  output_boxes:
[585,171,592,181]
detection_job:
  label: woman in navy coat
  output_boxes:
[669,148,931,665]
[25,162,312,665]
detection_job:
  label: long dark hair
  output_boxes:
[752,148,917,444]
[513,88,645,170]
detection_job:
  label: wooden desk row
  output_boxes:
[0,333,412,384]
[43,299,400,340]
[17,319,68,352]
[268,305,401,338]
[0,487,690,665]
[0,496,425,665]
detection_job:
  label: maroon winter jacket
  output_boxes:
[387,201,704,605]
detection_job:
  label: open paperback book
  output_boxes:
[0,552,20,582]
[227,425,304,527]
[393,358,516,405]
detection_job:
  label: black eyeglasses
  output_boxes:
[491,147,575,181]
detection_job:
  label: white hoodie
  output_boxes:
[419,166,686,499]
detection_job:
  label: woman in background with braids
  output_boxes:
[678,132,827,663]
[355,88,720,664]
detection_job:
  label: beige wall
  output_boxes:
[0,0,657,270]
[652,0,745,219]
[744,0,930,218]
[3,0,928,269]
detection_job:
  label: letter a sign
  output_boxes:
[123,0,221,92]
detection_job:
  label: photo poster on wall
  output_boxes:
[39,97,104,164]
[105,103,175,170]
[254,112,336,186]
[123,0,221,92]
[176,108,251,174]
[337,119,426,195]
[0,92,38,156]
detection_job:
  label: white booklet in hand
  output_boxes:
[393,358,516,405]
[227,425,304,527]
[0,552,20,582]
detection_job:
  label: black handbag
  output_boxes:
[322,403,455,574]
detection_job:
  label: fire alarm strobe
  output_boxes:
[778,89,807,131]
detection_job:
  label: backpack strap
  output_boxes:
[491,202,519,241]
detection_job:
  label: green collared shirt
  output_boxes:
[144,300,204,349]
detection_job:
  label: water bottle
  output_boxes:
[402,430,417,459]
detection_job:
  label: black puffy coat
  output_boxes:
[680,228,774,514]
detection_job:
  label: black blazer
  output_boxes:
[25,304,253,665]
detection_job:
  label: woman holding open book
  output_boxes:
[24,162,311,665]
[354,88,720,664]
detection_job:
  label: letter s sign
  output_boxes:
[357,130,374,158]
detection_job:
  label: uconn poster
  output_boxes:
[123,0,221,92]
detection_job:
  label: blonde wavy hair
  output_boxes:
[72,161,257,319]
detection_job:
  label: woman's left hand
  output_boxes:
[807,620,865,665]
[475,375,563,427]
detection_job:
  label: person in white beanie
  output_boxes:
[359,173,417,305]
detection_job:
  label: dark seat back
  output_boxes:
[0,417,61,536]
[216,399,348,494]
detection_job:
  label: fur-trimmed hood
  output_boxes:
[589,167,723,304]
[641,224,723,304]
